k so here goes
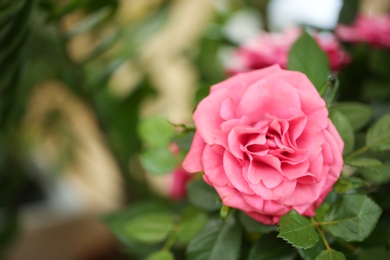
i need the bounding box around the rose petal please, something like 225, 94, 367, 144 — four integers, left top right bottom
182, 132, 206, 173
202, 145, 231, 187
237, 78, 304, 121
214, 186, 253, 212
193, 88, 229, 144
223, 151, 254, 194
247, 161, 284, 188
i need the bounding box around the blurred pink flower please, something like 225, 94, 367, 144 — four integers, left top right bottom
168, 143, 191, 200
169, 167, 191, 200
336, 14, 390, 48
228, 27, 349, 74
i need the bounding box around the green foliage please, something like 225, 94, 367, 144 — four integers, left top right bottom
278, 210, 319, 249
176, 207, 208, 246
366, 113, 390, 151
140, 147, 177, 175
330, 111, 355, 154
239, 211, 278, 234
323, 194, 382, 242
330, 103, 373, 131
345, 157, 383, 169
248, 233, 297, 260
333, 177, 366, 194
146, 251, 175, 260
288, 31, 329, 90
187, 217, 242, 260
359, 160, 390, 184
123, 212, 175, 244
338, 0, 360, 24
315, 249, 346, 260
187, 179, 222, 212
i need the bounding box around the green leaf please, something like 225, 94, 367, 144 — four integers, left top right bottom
324, 194, 382, 242
298, 242, 325, 260
138, 116, 175, 147
315, 249, 346, 260
139, 146, 177, 175
172, 131, 194, 153
288, 31, 329, 90
366, 113, 390, 151
239, 211, 278, 234
187, 179, 222, 211
103, 201, 169, 247
330, 111, 354, 154
330, 103, 373, 131
278, 210, 319, 249
187, 217, 241, 260
356, 247, 390, 260
146, 251, 175, 260
176, 207, 208, 246
337, 0, 360, 24
345, 157, 382, 169
360, 159, 390, 184
248, 233, 297, 260
124, 213, 174, 244
333, 177, 366, 194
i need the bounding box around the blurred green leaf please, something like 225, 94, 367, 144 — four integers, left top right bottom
140, 147, 177, 175
359, 159, 390, 184
330, 103, 373, 131
337, 0, 360, 24
333, 176, 366, 194
124, 212, 174, 244
356, 247, 390, 260
103, 200, 169, 247
187, 179, 222, 212
187, 217, 241, 260
172, 131, 194, 153
138, 116, 175, 147
362, 79, 390, 101
239, 211, 278, 234
345, 157, 382, 169
366, 113, 390, 151
288, 31, 329, 90
176, 207, 208, 246
248, 233, 296, 260
330, 111, 355, 154
324, 194, 382, 242
278, 210, 319, 249
315, 249, 346, 260
146, 250, 175, 260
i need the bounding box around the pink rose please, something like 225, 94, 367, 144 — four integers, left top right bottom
227, 27, 349, 74
336, 14, 390, 48
183, 65, 344, 224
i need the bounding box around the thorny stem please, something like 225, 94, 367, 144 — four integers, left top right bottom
311, 217, 333, 258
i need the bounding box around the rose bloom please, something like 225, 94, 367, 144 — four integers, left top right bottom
183, 65, 344, 224
228, 27, 349, 74
336, 14, 390, 48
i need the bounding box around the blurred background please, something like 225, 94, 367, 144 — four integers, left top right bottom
1, 0, 389, 259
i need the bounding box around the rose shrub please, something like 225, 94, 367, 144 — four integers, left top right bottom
183, 65, 344, 224
228, 27, 349, 74
336, 14, 390, 48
